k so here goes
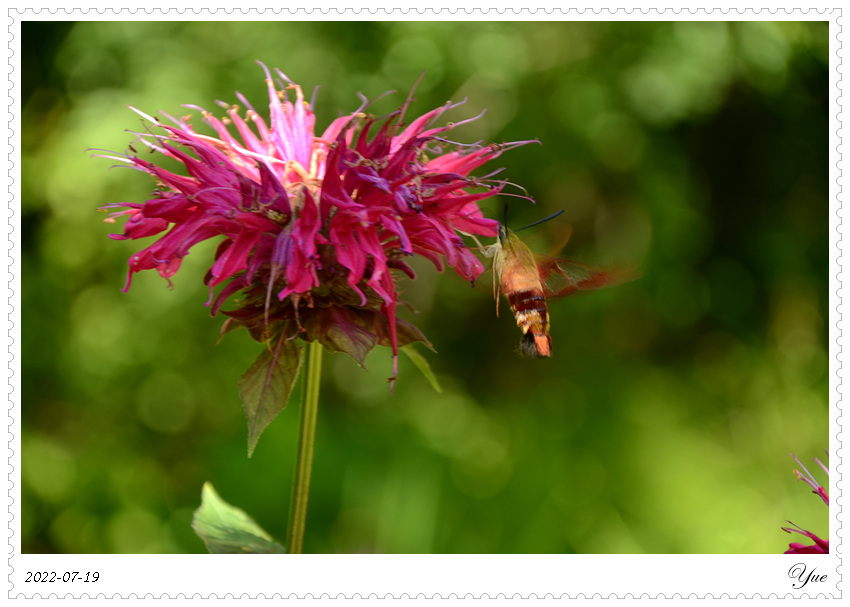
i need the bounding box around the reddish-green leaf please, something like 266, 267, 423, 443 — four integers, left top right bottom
305, 307, 377, 367
298, 305, 434, 370
239, 335, 305, 457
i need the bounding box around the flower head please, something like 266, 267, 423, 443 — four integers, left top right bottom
782, 452, 829, 554
101, 64, 532, 384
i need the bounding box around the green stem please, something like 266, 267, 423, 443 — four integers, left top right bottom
286, 340, 323, 554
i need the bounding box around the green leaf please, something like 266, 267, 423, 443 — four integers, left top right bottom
192, 482, 286, 554
402, 344, 442, 393
239, 334, 305, 457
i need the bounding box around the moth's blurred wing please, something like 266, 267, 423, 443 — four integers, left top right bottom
537, 255, 634, 299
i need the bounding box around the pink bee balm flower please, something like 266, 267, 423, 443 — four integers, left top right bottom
782, 452, 829, 554
100, 64, 532, 385
783, 522, 829, 554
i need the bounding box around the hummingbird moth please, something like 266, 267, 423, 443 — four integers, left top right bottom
486, 211, 622, 357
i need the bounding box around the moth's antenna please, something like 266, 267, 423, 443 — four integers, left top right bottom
503, 203, 509, 228
515, 209, 565, 232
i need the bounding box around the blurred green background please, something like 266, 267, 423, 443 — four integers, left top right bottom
21, 20, 830, 554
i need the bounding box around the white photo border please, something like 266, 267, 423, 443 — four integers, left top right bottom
6, 4, 842, 600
